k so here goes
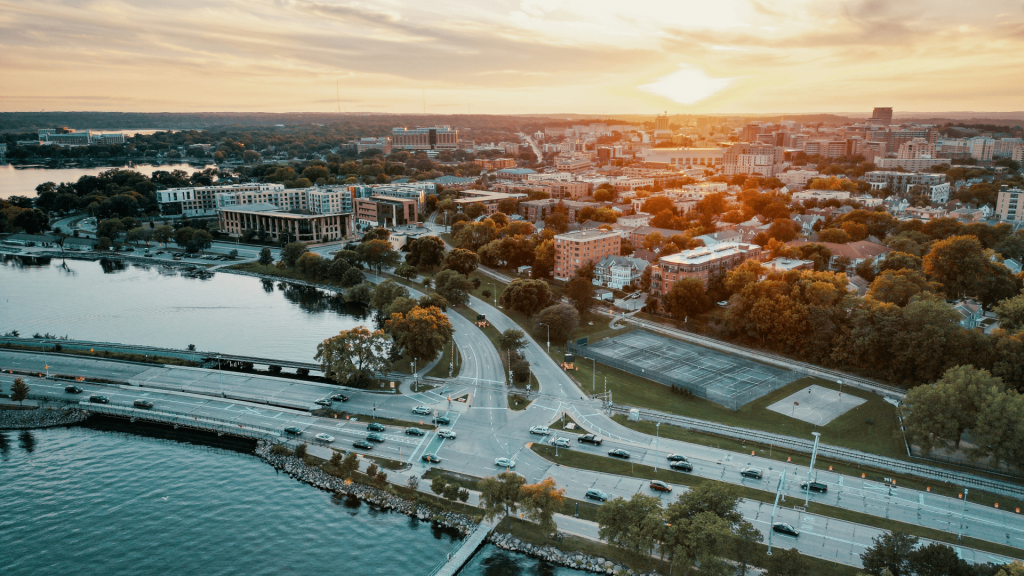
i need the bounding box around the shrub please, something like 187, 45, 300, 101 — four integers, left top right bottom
297, 368, 309, 377
271, 444, 292, 456
481, 289, 492, 298
366, 462, 379, 478
294, 443, 308, 459
268, 365, 282, 374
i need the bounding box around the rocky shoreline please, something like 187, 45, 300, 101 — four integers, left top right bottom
488, 532, 659, 576
253, 440, 475, 536
0, 406, 91, 430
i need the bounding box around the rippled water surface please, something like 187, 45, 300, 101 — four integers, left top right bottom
1, 256, 368, 362
0, 425, 587, 576
0, 162, 215, 199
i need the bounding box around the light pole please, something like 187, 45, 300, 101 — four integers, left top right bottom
539, 322, 550, 353
805, 431, 821, 507
654, 422, 660, 473
767, 469, 787, 556
958, 488, 969, 541
592, 357, 596, 392
837, 379, 843, 398
488, 283, 498, 307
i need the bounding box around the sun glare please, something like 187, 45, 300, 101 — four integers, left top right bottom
639, 64, 734, 105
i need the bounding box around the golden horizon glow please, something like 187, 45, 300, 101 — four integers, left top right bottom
2, 0, 1023, 115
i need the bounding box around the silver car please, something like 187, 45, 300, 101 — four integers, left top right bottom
552, 437, 571, 448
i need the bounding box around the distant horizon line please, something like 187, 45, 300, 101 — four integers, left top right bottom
4, 110, 1024, 119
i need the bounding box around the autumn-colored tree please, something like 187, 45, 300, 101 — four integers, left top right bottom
386, 305, 453, 362
433, 269, 474, 306
537, 303, 579, 343
444, 248, 480, 276
663, 277, 710, 320
315, 327, 391, 388
868, 269, 937, 307
922, 235, 988, 299
520, 478, 566, 533
818, 228, 851, 243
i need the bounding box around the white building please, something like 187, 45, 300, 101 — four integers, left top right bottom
592, 256, 648, 290
778, 169, 820, 189
157, 183, 287, 217
791, 190, 852, 201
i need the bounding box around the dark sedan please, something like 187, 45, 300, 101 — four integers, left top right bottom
405, 427, 425, 436
608, 449, 631, 459
421, 453, 441, 463
352, 440, 374, 450
367, 422, 386, 432
772, 523, 799, 537
65, 385, 83, 394
666, 454, 688, 462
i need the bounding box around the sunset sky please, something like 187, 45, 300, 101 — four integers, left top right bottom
3, 0, 1023, 114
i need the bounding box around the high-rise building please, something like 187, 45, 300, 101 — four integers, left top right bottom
391, 126, 459, 150
553, 229, 621, 281
655, 114, 669, 132
869, 107, 893, 125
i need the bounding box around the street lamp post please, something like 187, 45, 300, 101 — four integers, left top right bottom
805, 431, 821, 507
539, 322, 550, 353
592, 357, 596, 392
488, 283, 498, 308
958, 488, 969, 541
837, 379, 843, 398
767, 469, 787, 556
654, 422, 660, 473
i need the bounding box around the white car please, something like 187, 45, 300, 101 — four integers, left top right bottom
315, 433, 335, 443
412, 406, 432, 415
438, 429, 457, 439
529, 426, 551, 435
494, 457, 516, 468
552, 437, 571, 448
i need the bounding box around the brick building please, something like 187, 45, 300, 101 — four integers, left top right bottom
650, 242, 763, 294
554, 229, 622, 281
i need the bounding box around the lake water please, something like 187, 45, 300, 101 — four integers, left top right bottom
0, 162, 217, 200
0, 256, 368, 362
0, 425, 586, 576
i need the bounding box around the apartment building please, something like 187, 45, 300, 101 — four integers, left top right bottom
875, 157, 942, 172
391, 126, 459, 150
553, 229, 622, 281
639, 147, 724, 170
355, 196, 419, 228
158, 183, 287, 217
650, 242, 763, 294
555, 154, 593, 174
897, 138, 935, 159
218, 204, 350, 243
994, 185, 1024, 222
778, 169, 820, 189
453, 190, 528, 215
475, 158, 516, 170
722, 143, 784, 177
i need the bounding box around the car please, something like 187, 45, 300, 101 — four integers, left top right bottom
155, 251, 164, 255
772, 523, 800, 537
405, 427, 425, 436
630, 293, 641, 299
314, 398, 332, 407
529, 425, 551, 435
367, 422, 386, 432
552, 437, 571, 448
608, 449, 631, 459
494, 457, 516, 468
314, 433, 335, 443
332, 393, 349, 402
649, 480, 672, 493
65, 385, 83, 394
412, 406, 432, 415
740, 467, 763, 479
434, 415, 452, 425
577, 434, 602, 445
585, 488, 608, 502
133, 400, 154, 410
144, 253, 154, 258
89, 395, 110, 404
283, 427, 302, 436
800, 481, 828, 493
717, 300, 729, 307
666, 454, 688, 462
352, 440, 373, 450
421, 453, 441, 463
366, 432, 385, 443
438, 429, 457, 439
670, 461, 693, 472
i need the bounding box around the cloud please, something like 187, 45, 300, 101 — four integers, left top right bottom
639, 65, 735, 105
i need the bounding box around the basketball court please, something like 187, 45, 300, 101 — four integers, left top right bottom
766, 384, 866, 425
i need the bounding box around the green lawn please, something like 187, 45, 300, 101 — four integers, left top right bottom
550, 412, 587, 435
530, 445, 1023, 559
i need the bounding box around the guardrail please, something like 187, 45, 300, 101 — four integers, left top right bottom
611, 405, 1024, 499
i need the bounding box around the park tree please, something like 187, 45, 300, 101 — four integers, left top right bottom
596, 493, 663, 562
186, 229, 213, 254
537, 303, 579, 344
532, 239, 555, 278
418, 293, 448, 312
818, 227, 851, 243
370, 280, 410, 313
766, 547, 810, 576
430, 476, 448, 502
444, 248, 480, 276
152, 225, 173, 247
394, 263, 418, 281
662, 277, 710, 320
860, 530, 918, 576
497, 329, 527, 353
173, 226, 195, 250
125, 227, 150, 246
479, 472, 526, 528
315, 327, 391, 388
922, 235, 988, 299
971, 386, 1024, 472
499, 279, 551, 318
543, 211, 569, 234
357, 239, 400, 277
258, 247, 273, 266
907, 542, 972, 576
295, 252, 328, 280
341, 267, 365, 288
453, 221, 495, 251
281, 242, 309, 268
662, 483, 747, 574
566, 275, 595, 315
433, 269, 474, 306
879, 251, 923, 272
405, 236, 446, 270
520, 478, 566, 534
733, 520, 764, 576
97, 217, 125, 240
385, 297, 418, 319
386, 305, 454, 362
11, 377, 30, 405
901, 365, 1005, 453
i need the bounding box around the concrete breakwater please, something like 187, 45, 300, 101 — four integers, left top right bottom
253, 440, 475, 536
0, 406, 90, 430
488, 532, 660, 576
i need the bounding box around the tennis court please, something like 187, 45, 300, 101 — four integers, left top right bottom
573, 330, 799, 409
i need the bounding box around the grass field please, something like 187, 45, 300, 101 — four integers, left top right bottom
530, 445, 1023, 559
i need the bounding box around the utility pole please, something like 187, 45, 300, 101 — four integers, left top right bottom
592, 357, 596, 392
805, 431, 821, 507
767, 469, 787, 556
654, 422, 660, 473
